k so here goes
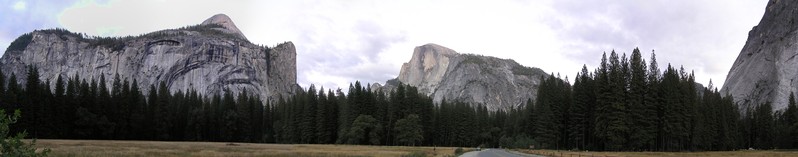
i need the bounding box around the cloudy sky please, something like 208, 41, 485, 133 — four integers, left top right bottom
0, 0, 767, 91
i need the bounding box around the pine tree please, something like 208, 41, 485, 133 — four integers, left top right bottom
23, 66, 41, 138
344, 115, 381, 145
534, 90, 557, 148
52, 75, 66, 138
628, 48, 654, 150
594, 52, 611, 150
534, 75, 559, 149
97, 75, 110, 116
220, 89, 237, 142
570, 65, 595, 150
300, 85, 317, 143
128, 79, 146, 140
6, 73, 20, 107
753, 102, 774, 149
646, 50, 667, 151
249, 93, 263, 143
109, 74, 123, 139
788, 92, 798, 148
88, 78, 98, 111
0, 68, 5, 98
315, 87, 331, 144
145, 84, 157, 140
63, 74, 78, 138
604, 51, 629, 150
263, 100, 275, 143
524, 97, 535, 134
326, 90, 339, 144
394, 114, 423, 146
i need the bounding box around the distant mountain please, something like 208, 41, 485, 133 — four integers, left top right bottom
0, 14, 299, 103
722, 0, 798, 110
375, 43, 548, 110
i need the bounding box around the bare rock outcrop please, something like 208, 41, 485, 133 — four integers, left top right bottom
721, 0, 798, 110
381, 44, 547, 110
0, 14, 298, 103
201, 14, 248, 40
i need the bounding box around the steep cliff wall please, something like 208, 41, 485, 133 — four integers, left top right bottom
722, 0, 798, 110
0, 14, 298, 103
386, 44, 547, 110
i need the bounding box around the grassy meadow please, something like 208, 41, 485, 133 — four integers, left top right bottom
32, 139, 464, 157
31, 139, 798, 157
517, 149, 798, 157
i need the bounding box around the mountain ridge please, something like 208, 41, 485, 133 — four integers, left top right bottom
721, 0, 798, 110
377, 43, 548, 110
0, 14, 299, 103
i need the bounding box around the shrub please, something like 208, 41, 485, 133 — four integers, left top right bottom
1, 109, 50, 157
402, 151, 427, 157
454, 147, 465, 155
499, 134, 536, 149
6, 33, 33, 52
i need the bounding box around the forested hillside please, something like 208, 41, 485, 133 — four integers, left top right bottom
1, 48, 796, 151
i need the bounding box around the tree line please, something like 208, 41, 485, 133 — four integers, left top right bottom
1, 48, 797, 151
0, 67, 270, 142
524, 48, 797, 151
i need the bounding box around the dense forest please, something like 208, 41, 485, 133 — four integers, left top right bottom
1, 48, 797, 151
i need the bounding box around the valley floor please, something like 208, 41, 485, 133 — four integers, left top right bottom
31, 139, 462, 157
30, 139, 798, 157
517, 149, 798, 157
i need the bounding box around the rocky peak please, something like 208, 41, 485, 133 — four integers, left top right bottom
721, 0, 798, 111
397, 43, 460, 95
0, 14, 297, 105
201, 14, 247, 40
390, 43, 547, 110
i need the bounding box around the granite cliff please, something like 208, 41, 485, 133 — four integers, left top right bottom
722, 0, 798, 110
377, 44, 548, 110
0, 14, 298, 103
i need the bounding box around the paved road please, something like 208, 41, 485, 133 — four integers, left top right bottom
459, 149, 546, 157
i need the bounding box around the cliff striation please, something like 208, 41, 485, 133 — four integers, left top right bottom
378, 44, 547, 110
722, 0, 798, 110
0, 14, 298, 103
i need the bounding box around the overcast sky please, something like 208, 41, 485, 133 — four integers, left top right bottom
0, 0, 767, 91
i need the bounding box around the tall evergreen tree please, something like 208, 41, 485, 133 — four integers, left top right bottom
23, 66, 41, 138
0, 68, 6, 98
394, 114, 423, 146
570, 65, 595, 150
606, 51, 630, 150
787, 92, 798, 148
628, 48, 654, 150
753, 102, 774, 149
300, 85, 317, 143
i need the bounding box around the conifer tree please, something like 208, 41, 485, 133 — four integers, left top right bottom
788, 92, 798, 147
0, 68, 5, 98
753, 102, 774, 149
24, 66, 41, 138
570, 65, 595, 150
628, 48, 654, 150
394, 114, 423, 146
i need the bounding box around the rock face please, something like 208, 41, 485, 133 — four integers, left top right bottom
722, 0, 798, 110
201, 14, 248, 40
381, 44, 547, 110
0, 14, 298, 103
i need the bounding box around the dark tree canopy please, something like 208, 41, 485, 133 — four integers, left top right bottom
0, 48, 795, 151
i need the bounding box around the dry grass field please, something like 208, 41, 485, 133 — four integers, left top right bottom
32, 139, 464, 157
33, 139, 798, 157
517, 149, 798, 157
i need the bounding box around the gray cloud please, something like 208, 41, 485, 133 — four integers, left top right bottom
295, 20, 406, 89
0, 0, 76, 54
2, 0, 767, 91
545, 0, 766, 86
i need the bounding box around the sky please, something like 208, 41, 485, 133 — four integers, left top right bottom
0, 0, 768, 91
